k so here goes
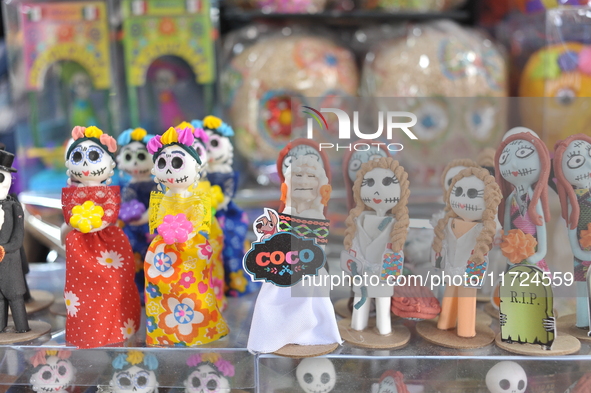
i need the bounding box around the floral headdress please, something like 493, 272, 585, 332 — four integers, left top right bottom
66, 126, 118, 160
112, 350, 158, 371
146, 126, 201, 165
176, 121, 209, 146
186, 353, 235, 378
30, 349, 72, 369
118, 128, 156, 147
191, 116, 234, 138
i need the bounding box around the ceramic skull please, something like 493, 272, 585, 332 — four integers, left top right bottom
117, 141, 153, 179
296, 358, 336, 393
360, 167, 400, 216
449, 175, 486, 222
30, 356, 76, 393
485, 361, 527, 393
66, 140, 115, 184
183, 363, 231, 393
110, 365, 159, 393
205, 131, 233, 168
561, 139, 591, 190
152, 145, 201, 191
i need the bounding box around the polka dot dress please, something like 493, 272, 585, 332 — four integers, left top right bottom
62, 186, 141, 349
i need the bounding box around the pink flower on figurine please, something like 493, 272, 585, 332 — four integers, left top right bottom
158, 214, 193, 244
198, 242, 213, 259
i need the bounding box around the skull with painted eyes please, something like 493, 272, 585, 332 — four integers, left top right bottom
152, 146, 202, 192
561, 139, 591, 190
110, 366, 158, 393
117, 141, 153, 180
449, 176, 485, 222
296, 358, 336, 393
66, 140, 115, 184
499, 139, 540, 188
282, 145, 323, 177
30, 356, 76, 393
0, 169, 12, 201
192, 140, 209, 171
205, 132, 233, 169
183, 364, 230, 393
360, 168, 400, 216
347, 147, 387, 183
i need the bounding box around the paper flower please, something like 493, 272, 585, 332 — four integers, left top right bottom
158, 214, 193, 244
70, 201, 104, 233
120, 200, 147, 223
500, 229, 537, 264
580, 223, 591, 249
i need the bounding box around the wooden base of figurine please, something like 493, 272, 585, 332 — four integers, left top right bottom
475, 309, 493, 326
0, 320, 51, 344
416, 319, 495, 349
557, 314, 591, 343
484, 302, 499, 319
494, 333, 580, 355
273, 343, 339, 358
9, 290, 54, 315
49, 299, 67, 317
337, 318, 410, 349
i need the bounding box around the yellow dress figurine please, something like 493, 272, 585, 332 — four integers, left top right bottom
144, 126, 228, 346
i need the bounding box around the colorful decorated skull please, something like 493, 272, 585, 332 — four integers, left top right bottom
184, 353, 234, 393
296, 358, 336, 393
65, 126, 118, 186
192, 116, 234, 171
29, 350, 76, 393
117, 128, 155, 180
110, 351, 159, 393
449, 175, 486, 222
485, 361, 527, 393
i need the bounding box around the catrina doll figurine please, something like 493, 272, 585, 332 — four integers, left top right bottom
110, 351, 159, 393
29, 349, 76, 393
554, 134, 591, 330
145, 126, 228, 346
248, 154, 341, 355
183, 353, 234, 393
342, 157, 410, 336
62, 126, 141, 348
193, 116, 258, 297
431, 167, 502, 338
117, 128, 157, 302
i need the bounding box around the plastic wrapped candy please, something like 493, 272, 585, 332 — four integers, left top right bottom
221, 24, 359, 180
360, 21, 508, 188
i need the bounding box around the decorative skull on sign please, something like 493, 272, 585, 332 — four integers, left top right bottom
29, 350, 76, 393
296, 358, 336, 393
110, 351, 159, 393
183, 353, 234, 393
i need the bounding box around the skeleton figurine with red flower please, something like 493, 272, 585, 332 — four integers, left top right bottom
144, 126, 228, 346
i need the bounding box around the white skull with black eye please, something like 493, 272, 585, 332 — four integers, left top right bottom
66, 140, 114, 185
191, 140, 209, 173
562, 139, 591, 190
499, 139, 541, 189
30, 356, 76, 393
296, 358, 336, 393
449, 176, 485, 222
443, 165, 467, 193
360, 168, 400, 217
347, 147, 387, 183
282, 145, 322, 177
485, 361, 527, 393
376, 376, 398, 393
205, 131, 233, 169
152, 146, 201, 192
110, 366, 158, 393
117, 141, 152, 180
183, 364, 230, 393
0, 169, 12, 201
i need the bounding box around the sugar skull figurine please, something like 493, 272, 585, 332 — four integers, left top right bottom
193, 116, 258, 297
554, 134, 591, 331
62, 126, 141, 348
145, 126, 228, 346
485, 361, 527, 393
431, 167, 502, 338
183, 353, 234, 393
117, 128, 157, 303
370, 371, 410, 393
29, 350, 76, 393
110, 351, 159, 393
296, 358, 336, 393
342, 157, 410, 336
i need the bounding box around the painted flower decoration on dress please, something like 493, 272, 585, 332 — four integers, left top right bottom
70, 200, 104, 233
120, 318, 137, 340
157, 214, 193, 244
97, 250, 124, 269
64, 291, 80, 317
500, 229, 537, 264
144, 241, 182, 283
158, 293, 218, 342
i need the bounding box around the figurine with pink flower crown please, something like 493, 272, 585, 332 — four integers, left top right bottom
144, 126, 228, 346
183, 353, 234, 393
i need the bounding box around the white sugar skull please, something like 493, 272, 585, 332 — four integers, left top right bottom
0, 169, 12, 201
183, 363, 230, 393
449, 175, 486, 222
296, 358, 336, 393
282, 144, 323, 177
66, 140, 115, 185
347, 147, 387, 183
360, 167, 400, 217
117, 141, 153, 180
152, 145, 202, 192
561, 139, 591, 190
110, 365, 158, 393
499, 128, 541, 189
485, 361, 527, 393
30, 356, 76, 393
205, 131, 233, 168
443, 165, 467, 193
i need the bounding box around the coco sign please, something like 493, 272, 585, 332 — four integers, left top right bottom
243, 232, 325, 287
